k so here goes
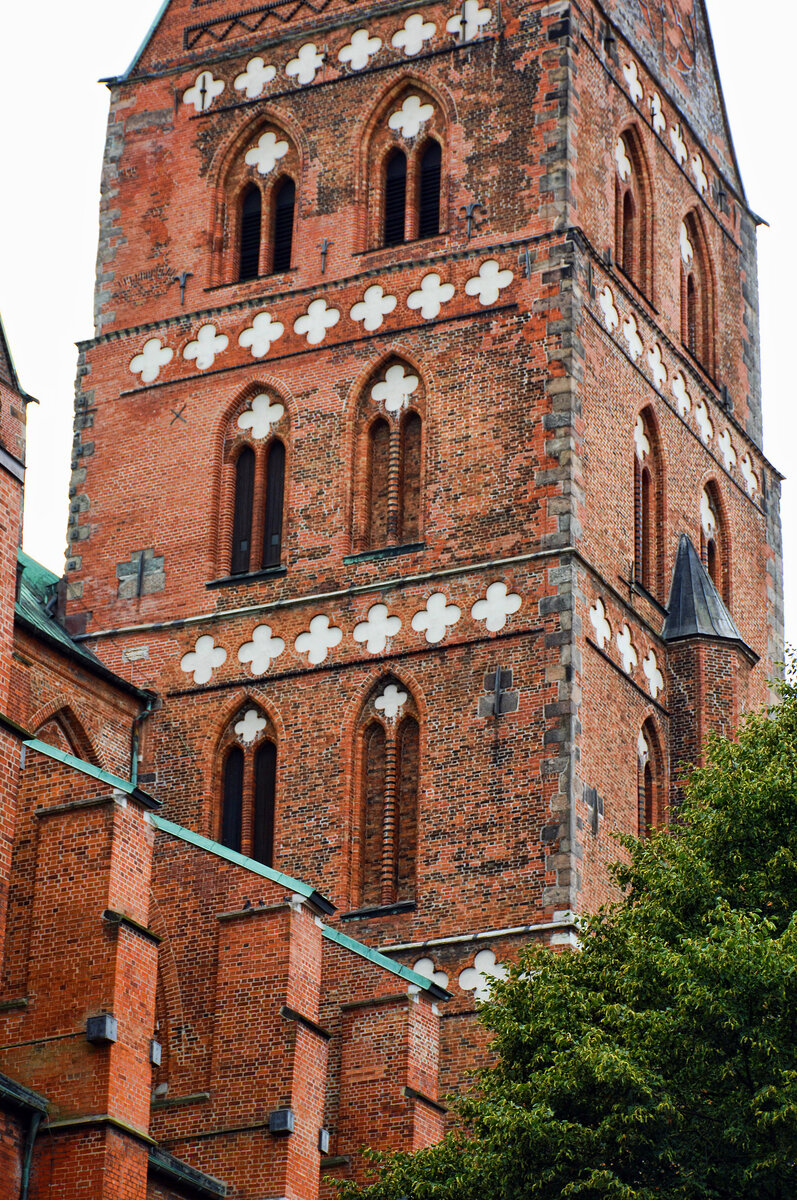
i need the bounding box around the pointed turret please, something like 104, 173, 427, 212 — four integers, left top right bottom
663, 534, 751, 652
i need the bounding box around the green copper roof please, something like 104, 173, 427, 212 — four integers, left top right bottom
23, 737, 158, 808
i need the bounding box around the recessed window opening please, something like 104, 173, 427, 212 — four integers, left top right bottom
272, 178, 295, 273
383, 150, 407, 245
238, 185, 262, 281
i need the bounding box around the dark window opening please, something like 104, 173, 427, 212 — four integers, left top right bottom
238, 186, 262, 281
707, 537, 718, 588
686, 273, 698, 356
253, 740, 276, 867
640, 465, 653, 591
367, 418, 391, 548
383, 151, 407, 246
418, 141, 441, 239
361, 723, 387, 908
222, 747, 244, 852
272, 178, 295, 273
262, 440, 285, 568
231, 446, 255, 576
399, 412, 422, 543
621, 190, 636, 280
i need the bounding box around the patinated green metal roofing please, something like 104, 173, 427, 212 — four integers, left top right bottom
662, 535, 754, 657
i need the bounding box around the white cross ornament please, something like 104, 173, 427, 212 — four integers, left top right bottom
237, 394, 284, 439
637, 729, 650, 764
599, 285, 619, 333
235, 708, 267, 745
407, 272, 454, 320
353, 604, 402, 654
623, 313, 643, 361
672, 371, 691, 417
371, 363, 420, 413
701, 489, 717, 537
740, 454, 759, 500
691, 153, 708, 196
643, 649, 664, 700
589, 598, 611, 650
411, 957, 448, 990
350, 285, 397, 332
458, 949, 507, 1002
695, 400, 713, 446
647, 343, 667, 391
411, 593, 461, 644
294, 299, 340, 345
615, 136, 632, 182
388, 94, 434, 138
183, 71, 225, 113
374, 682, 409, 720
718, 429, 737, 472
295, 614, 343, 665
244, 130, 289, 176
616, 624, 638, 675
392, 13, 436, 56
286, 43, 324, 85
338, 29, 382, 70
184, 324, 229, 370
471, 582, 522, 632
234, 58, 276, 99
622, 60, 643, 104
465, 260, 514, 306
670, 123, 687, 166
238, 624, 285, 675
679, 221, 694, 266
180, 635, 227, 685
238, 311, 285, 358
634, 415, 650, 461
446, 0, 491, 42
129, 337, 173, 384
651, 92, 666, 136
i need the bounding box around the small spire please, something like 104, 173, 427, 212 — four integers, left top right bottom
662, 534, 751, 653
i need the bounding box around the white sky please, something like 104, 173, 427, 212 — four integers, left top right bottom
1, 2, 795, 638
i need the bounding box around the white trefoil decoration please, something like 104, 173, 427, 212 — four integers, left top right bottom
701, 489, 717, 537
407, 272, 455, 319
740, 454, 759, 500
615, 136, 632, 182
237, 394, 284, 439
471, 581, 522, 632
650, 92, 666, 136
637, 729, 650, 764
350, 285, 397, 332
458, 949, 508, 1002
648, 343, 667, 391
286, 43, 324, 85
679, 221, 694, 265
718, 429, 737, 472
129, 338, 173, 384
622, 60, 644, 104
338, 29, 382, 70
634, 415, 650, 461
446, 0, 491, 42
183, 324, 229, 370
465, 260, 514, 306
691, 153, 708, 196
235, 708, 267, 745
411, 593, 461, 644
238, 312, 285, 358
643, 650, 664, 700
374, 682, 409, 720
589, 598, 611, 650
180, 635, 227, 685
234, 58, 276, 99
672, 371, 692, 418
245, 130, 289, 176
238, 625, 286, 675
392, 13, 436, 56
389, 94, 434, 138
599, 285, 619, 333
371, 364, 420, 413
670, 122, 688, 166
294, 614, 343, 665
353, 604, 402, 654
183, 70, 225, 113
623, 313, 643, 361
695, 400, 713, 446
294, 299, 340, 345
411, 957, 449, 990
616, 624, 638, 675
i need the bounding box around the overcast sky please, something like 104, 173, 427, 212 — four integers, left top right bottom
1, 2, 795, 639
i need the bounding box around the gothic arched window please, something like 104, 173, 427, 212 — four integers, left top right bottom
680, 211, 715, 374
271, 177, 296, 273
417, 140, 442, 239
637, 721, 665, 836
383, 150, 407, 245
219, 706, 277, 866
701, 482, 730, 605
633, 409, 664, 600
262, 439, 286, 568
223, 391, 288, 578
365, 87, 446, 250
615, 128, 653, 295
231, 446, 256, 576
238, 185, 262, 281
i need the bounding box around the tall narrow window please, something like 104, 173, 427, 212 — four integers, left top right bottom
238, 185, 262, 281
686, 273, 698, 356
621, 190, 636, 277
637, 722, 665, 836
231, 447, 255, 576
680, 212, 714, 372
272, 177, 295, 273
222, 747, 244, 852
262, 440, 285, 568
418, 141, 441, 239
253, 740, 276, 866
218, 707, 278, 862
383, 151, 407, 246
633, 411, 663, 600
399, 412, 422, 543
367, 418, 391, 548
395, 716, 419, 901
361, 723, 387, 908
701, 484, 729, 604
614, 129, 652, 295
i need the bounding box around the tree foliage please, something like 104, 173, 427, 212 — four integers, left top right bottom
337, 679, 797, 1199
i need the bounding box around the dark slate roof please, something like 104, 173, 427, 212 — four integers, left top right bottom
662, 535, 750, 651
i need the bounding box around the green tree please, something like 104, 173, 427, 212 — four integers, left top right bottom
337, 681, 797, 1199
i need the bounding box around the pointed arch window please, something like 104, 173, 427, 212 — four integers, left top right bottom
633, 410, 664, 600
367, 90, 446, 250
262, 440, 286, 568
417, 140, 441, 239
680, 211, 715, 374
615, 129, 652, 295
384, 150, 407, 245
219, 707, 277, 866
238, 185, 262, 281
701, 483, 729, 605
637, 722, 665, 836
272, 177, 295, 273
231, 447, 256, 576
225, 393, 287, 578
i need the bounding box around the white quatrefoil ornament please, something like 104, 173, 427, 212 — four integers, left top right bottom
650, 92, 666, 136
180, 635, 227, 685
647, 343, 667, 391
679, 221, 694, 266
589, 598, 611, 650
238, 625, 286, 675
446, 0, 491, 42
184, 324, 229, 370
371, 364, 419, 413
183, 70, 224, 113
465, 260, 514, 306
238, 312, 285, 358
392, 13, 436, 56
407, 272, 454, 320
338, 29, 382, 70
234, 58, 276, 99
672, 371, 691, 418
412, 593, 461, 644
353, 604, 402, 654
237, 394, 284, 440
622, 60, 643, 104
740, 454, 759, 500
294, 615, 343, 665
411, 957, 449, 991
458, 949, 508, 1002
643, 649, 664, 700
695, 400, 713, 446
286, 43, 324, 85
718, 429, 737, 472
670, 122, 687, 166
634, 415, 650, 461
691, 153, 708, 196
388, 94, 434, 138
599, 285, 619, 333
234, 708, 267, 745
374, 683, 409, 720
615, 136, 632, 182
245, 130, 289, 176
623, 314, 643, 361
294, 299, 340, 345
129, 338, 173, 384
471, 582, 522, 632
701, 489, 718, 537
350, 285, 397, 332
616, 624, 638, 675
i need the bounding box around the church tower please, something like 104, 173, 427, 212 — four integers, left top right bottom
58, 0, 782, 1188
